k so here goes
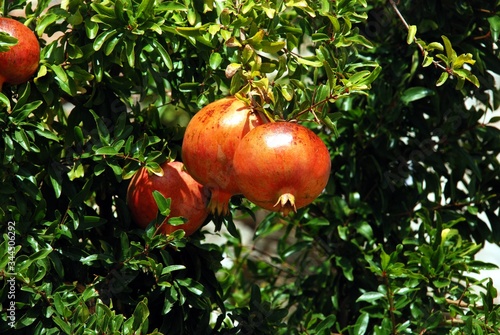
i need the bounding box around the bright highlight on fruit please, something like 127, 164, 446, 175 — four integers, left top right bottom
233, 122, 331, 216
181, 96, 266, 216
0, 17, 40, 91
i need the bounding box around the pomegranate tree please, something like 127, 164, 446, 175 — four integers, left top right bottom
0, 17, 40, 91
126, 161, 209, 236
233, 122, 331, 215
181, 96, 266, 215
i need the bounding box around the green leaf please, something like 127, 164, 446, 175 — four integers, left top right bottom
436, 72, 449, 87
131, 299, 149, 332
312, 33, 331, 42
407, 25, 417, 44
90, 110, 111, 144
94, 146, 119, 155
294, 55, 323, 67
280, 84, 294, 101
322, 115, 339, 136
85, 18, 99, 39
168, 216, 187, 226
11, 100, 43, 123
94, 162, 106, 177
422, 55, 434, 67
49, 65, 76, 95
36, 13, 59, 36
225, 63, 242, 78
346, 70, 371, 85
453, 68, 479, 87
179, 82, 201, 92
401, 87, 435, 104
356, 65, 382, 86
335, 256, 354, 281
427, 42, 444, 51
136, 0, 155, 18
70, 177, 93, 206
35, 127, 59, 141
146, 161, 163, 176
49, 163, 63, 198
258, 40, 286, 53
452, 53, 476, 69
441, 35, 455, 61
125, 39, 136, 67
209, 52, 223, 70
30, 247, 53, 262
152, 190, 171, 216
0, 92, 11, 110
353, 313, 370, 335
104, 34, 122, 56
282, 240, 310, 259
356, 291, 386, 303
161, 265, 186, 275
380, 247, 390, 270
150, 39, 173, 70
177, 277, 205, 296
93, 30, 118, 51
314, 315, 337, 333
488, 15, 500, 42
323, 61, 336, 89
0, 31, 18, 52
79, 216, 107, 230
433, 278, 451, 288
13, 129, 31, 151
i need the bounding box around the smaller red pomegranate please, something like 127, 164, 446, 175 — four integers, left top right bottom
126, 161, 209, 236
0, 17, 40, 91
181, 96, 266, 216
233, 122, 331, 215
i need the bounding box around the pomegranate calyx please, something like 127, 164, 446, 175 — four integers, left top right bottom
207, 188, 232, 216
274, 193, 297, 216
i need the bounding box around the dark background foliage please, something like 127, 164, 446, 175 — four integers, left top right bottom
1, 0, 500, 334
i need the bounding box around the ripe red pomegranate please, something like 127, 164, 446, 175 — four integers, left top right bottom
181, 96, 266, 215
0, 17, 40, 91
126, 161, 209, 236
233, 122, 331, 215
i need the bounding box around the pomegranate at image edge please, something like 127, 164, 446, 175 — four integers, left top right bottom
233, 122, 331, 216
181, 96, 266, 215
126, 161, 210, 236
0, 17, 40, 91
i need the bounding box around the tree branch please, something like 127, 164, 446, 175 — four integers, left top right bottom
388, 0, 449, 73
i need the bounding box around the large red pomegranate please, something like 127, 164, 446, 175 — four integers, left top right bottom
0, 17, 40, 91
233, 122, 331, 215
181, 96, 266, 215
126, 161, 209, 236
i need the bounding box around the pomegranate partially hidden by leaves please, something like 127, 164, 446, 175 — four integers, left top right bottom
0, 17, 40, 91
181, 96, 266, 216
233, 122, 331, 215
126, 161, 209, 236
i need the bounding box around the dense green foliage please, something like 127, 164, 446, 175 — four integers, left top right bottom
1, 0, 500, 334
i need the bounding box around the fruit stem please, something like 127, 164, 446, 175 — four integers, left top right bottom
274, 193, 297, 216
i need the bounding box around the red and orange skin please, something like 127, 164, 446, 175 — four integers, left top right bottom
126, 161, 209, 236
0, 17, 40, 91
181, 97, 266, 216
233, 122, 331, 216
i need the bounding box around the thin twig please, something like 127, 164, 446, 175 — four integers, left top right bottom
388, 0, 448, 73
383, 273, 398, 335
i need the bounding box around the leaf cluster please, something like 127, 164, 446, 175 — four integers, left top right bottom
1, 0, 500, 334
